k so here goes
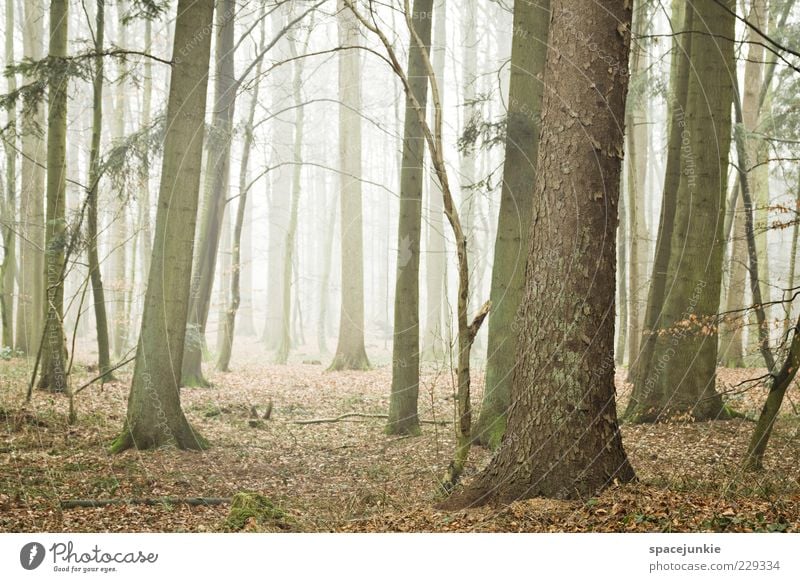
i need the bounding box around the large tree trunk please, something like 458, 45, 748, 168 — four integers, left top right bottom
15, 0, 46, 355
386, 0, 434, 436
442, 0, 635, 507
474, 0, 549, 449
181, 0, 236, 386
87, 0, 113, 377
625, 0, 734, 423
37, 0, 69, 392
111, 0, 215, 452
329, 0, 370, 371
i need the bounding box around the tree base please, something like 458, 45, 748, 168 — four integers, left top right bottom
327, 352, 370, 371
110, 420, 208, 453
384, 419, 421, 437
181, 373, 212, 388
472, 412, 506, 450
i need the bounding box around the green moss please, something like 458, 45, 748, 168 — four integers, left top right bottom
224, 492, 289, 531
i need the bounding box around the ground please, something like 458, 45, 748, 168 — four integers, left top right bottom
1, 345, 798, 532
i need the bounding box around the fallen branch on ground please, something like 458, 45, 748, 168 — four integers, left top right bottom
291, 412, 448, 426
60, 497, 231, 509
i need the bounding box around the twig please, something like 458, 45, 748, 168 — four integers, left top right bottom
291, 412, 447, 426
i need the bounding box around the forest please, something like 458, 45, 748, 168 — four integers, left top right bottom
0, 0, 799, 534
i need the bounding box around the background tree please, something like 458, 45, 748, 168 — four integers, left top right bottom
329, 0, 370, 371
475, 0, 550, 449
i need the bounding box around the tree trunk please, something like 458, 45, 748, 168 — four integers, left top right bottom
475, 0, 550, 449
111, 0, 215, 452
37, 0, 69, 392
1, 0, 17, 351
87, 0, 113, 377
181, 0, 236, 385
625, 0, 650, 372
625, 0, 734, 423
421, 0, 447, 361
442, 0, 635, 507
15, 0, 46, 356
329, 0, 370, 371
216, 7, 267, 373
627, 0, 689, 398
275, 29, 307, 365
386, 0, 434, 436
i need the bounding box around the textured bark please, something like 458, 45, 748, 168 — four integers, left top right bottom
625, 0, 734, 423
111, 0, 215, 452
182, 0, 236, 385
442, 0, 635, 506
37, 0, 69, 392
330, 0, 370, 371
475, 0, 550, 449
139, 18, 153, 287
87, 0, 113, 377
15, 0, 46, 355
386, 0, 434, 436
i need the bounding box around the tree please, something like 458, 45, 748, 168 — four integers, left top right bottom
625, 0, 734, 423
181, 0, 236, 386
474, 0, 550, 449
329, 0, 370, 371
1, 0, 17, 351
217, 5, 267, 373
37, 0, 70, 392
386, 0, 434, 436
86, 0, 113, 378
15, 0, 46, 355
111, 0, 215, 452
442, 0, 635, 506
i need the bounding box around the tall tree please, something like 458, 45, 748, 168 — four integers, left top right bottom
474, 0, 550, 448
111, 0, 215, 452
1, 0, 17, 350
37, 0, 69, 392
627, 0, 690, 396
181, 0, 237, 386
86, 0, 113, 377
217, 5, 267, 373
386, 0, 434, 436
443, 0, 635, 507
15, 0, 46, 355
421, 0, 447, 361
329, 0, 370, 371
625, 0, 734, 423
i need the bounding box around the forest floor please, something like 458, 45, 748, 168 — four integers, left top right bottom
1, 343, 799, 533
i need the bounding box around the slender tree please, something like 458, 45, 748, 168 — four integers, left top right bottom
1, 0, 17, 350
86, 0, 113, 378
182, 0, 236, 386
15, 0, 46, 355
442, 0, 635, 507
329, 0, 370, 371
474, 0, 550, 449
111, 0, 215, 452
37, 0, 70, 392
386, 0, 434, 436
